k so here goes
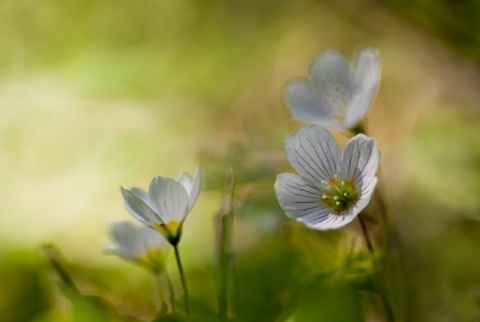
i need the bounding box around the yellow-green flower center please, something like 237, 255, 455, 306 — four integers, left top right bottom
138, 249, 165, 271
321, 177, 359, 214
154, 220, 182, 245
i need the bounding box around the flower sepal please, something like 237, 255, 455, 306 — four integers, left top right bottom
155, 221, 184, 246
350, 121, 366, 135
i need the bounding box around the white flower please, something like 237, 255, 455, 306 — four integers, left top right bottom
105, 221, 170, 271
284, 47, 380, 130
121, 165, 201, 244
274, 126, 379, 230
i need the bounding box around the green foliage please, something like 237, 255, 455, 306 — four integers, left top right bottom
381, 0, 480, 63
0, 250, 51, 322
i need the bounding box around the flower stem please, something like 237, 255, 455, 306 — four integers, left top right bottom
164, 268, 176, 313
216, 166, 236, 321
42, 244, 80, 295
154, 271, 167, 313
357, 214, 395, 322
173, 244, 190, 319
154, 269, 176, 314
358, 213, 375, 254
374, 168, 389, 226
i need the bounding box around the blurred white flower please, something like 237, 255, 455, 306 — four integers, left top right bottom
105, 221, 169, 271
284, 47, 380, 130
274, 126, 379, 230
121, 165, 201, 244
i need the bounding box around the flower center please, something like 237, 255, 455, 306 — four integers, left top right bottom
154, 220, 181, 244
323, 84, 350, 121
320, 176, 359, 214
138, 249, 165, 272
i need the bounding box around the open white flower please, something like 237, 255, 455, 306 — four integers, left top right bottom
284, 47, 380, 130
105, 221, 170, 271
121, 165, 201, 244
274, 126, 379, 230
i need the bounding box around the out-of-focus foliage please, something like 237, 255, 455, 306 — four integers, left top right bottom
0, 249, 51, 322
0, 0, 479, 321
381, 0, 480, 63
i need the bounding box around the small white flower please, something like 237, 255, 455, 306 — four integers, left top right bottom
285, 47, 380, 130
105, 221, 170, 271
121, 165, 201, 244
274, 126, 380, 230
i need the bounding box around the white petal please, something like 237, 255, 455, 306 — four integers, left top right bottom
148, 176, 189, 223
309, 50, 353, 93
285, 80, 343, 128
274, 173, 330, 219
347, 47, 381, 127
284, 125, 341, 185
109, 221, 139, 250
177, 172, 194, 194
178, 165, 201, 211
129, 187, 149, 203
104, 247, 138, 262
139, 225, 169, 252
298, 211, 357, 230
121, 187, 162, 225
340, 134, 380, 189
354, 176, 377, 212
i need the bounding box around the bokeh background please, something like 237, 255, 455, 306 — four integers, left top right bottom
1, 0, 479, 321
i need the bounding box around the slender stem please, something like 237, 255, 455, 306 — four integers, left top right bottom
358, 213, 375, 255
154, 271, 167, 313
354, 121, 394, 320
357, 214, 395, 322
216, 166, 235, 321
164, 268, 176, 313
173, 244, 190, 319
375, 170, 389, 226
42, 244, 79, 295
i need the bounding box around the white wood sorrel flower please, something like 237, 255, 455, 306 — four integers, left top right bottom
121, 166, 201, 245
274, 126, 380, 230
285, 47, 380, 130
106, 221, 170, 272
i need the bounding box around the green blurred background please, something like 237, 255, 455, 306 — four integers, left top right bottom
0, 0, 479, 321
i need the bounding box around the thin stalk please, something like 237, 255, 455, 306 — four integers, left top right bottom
42, 244, 79, 295
173, 244, 190, 319
216, 166, 235, 321
374, 167, 389, 226
358, 213, 375, 254
154, 271, 167, 313
164, 268, 176, 313
357, 214, 395, 322
354, 121, 394, 320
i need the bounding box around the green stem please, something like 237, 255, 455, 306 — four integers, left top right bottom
42, 244, 79, 295
154, 271, 167, 313
216, 166, 235, 321
358, 213, 375, 254
164, 268, 176, 314
357, 214, 395, 322
173, 244, 190, 319
374, 168, 389, 226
